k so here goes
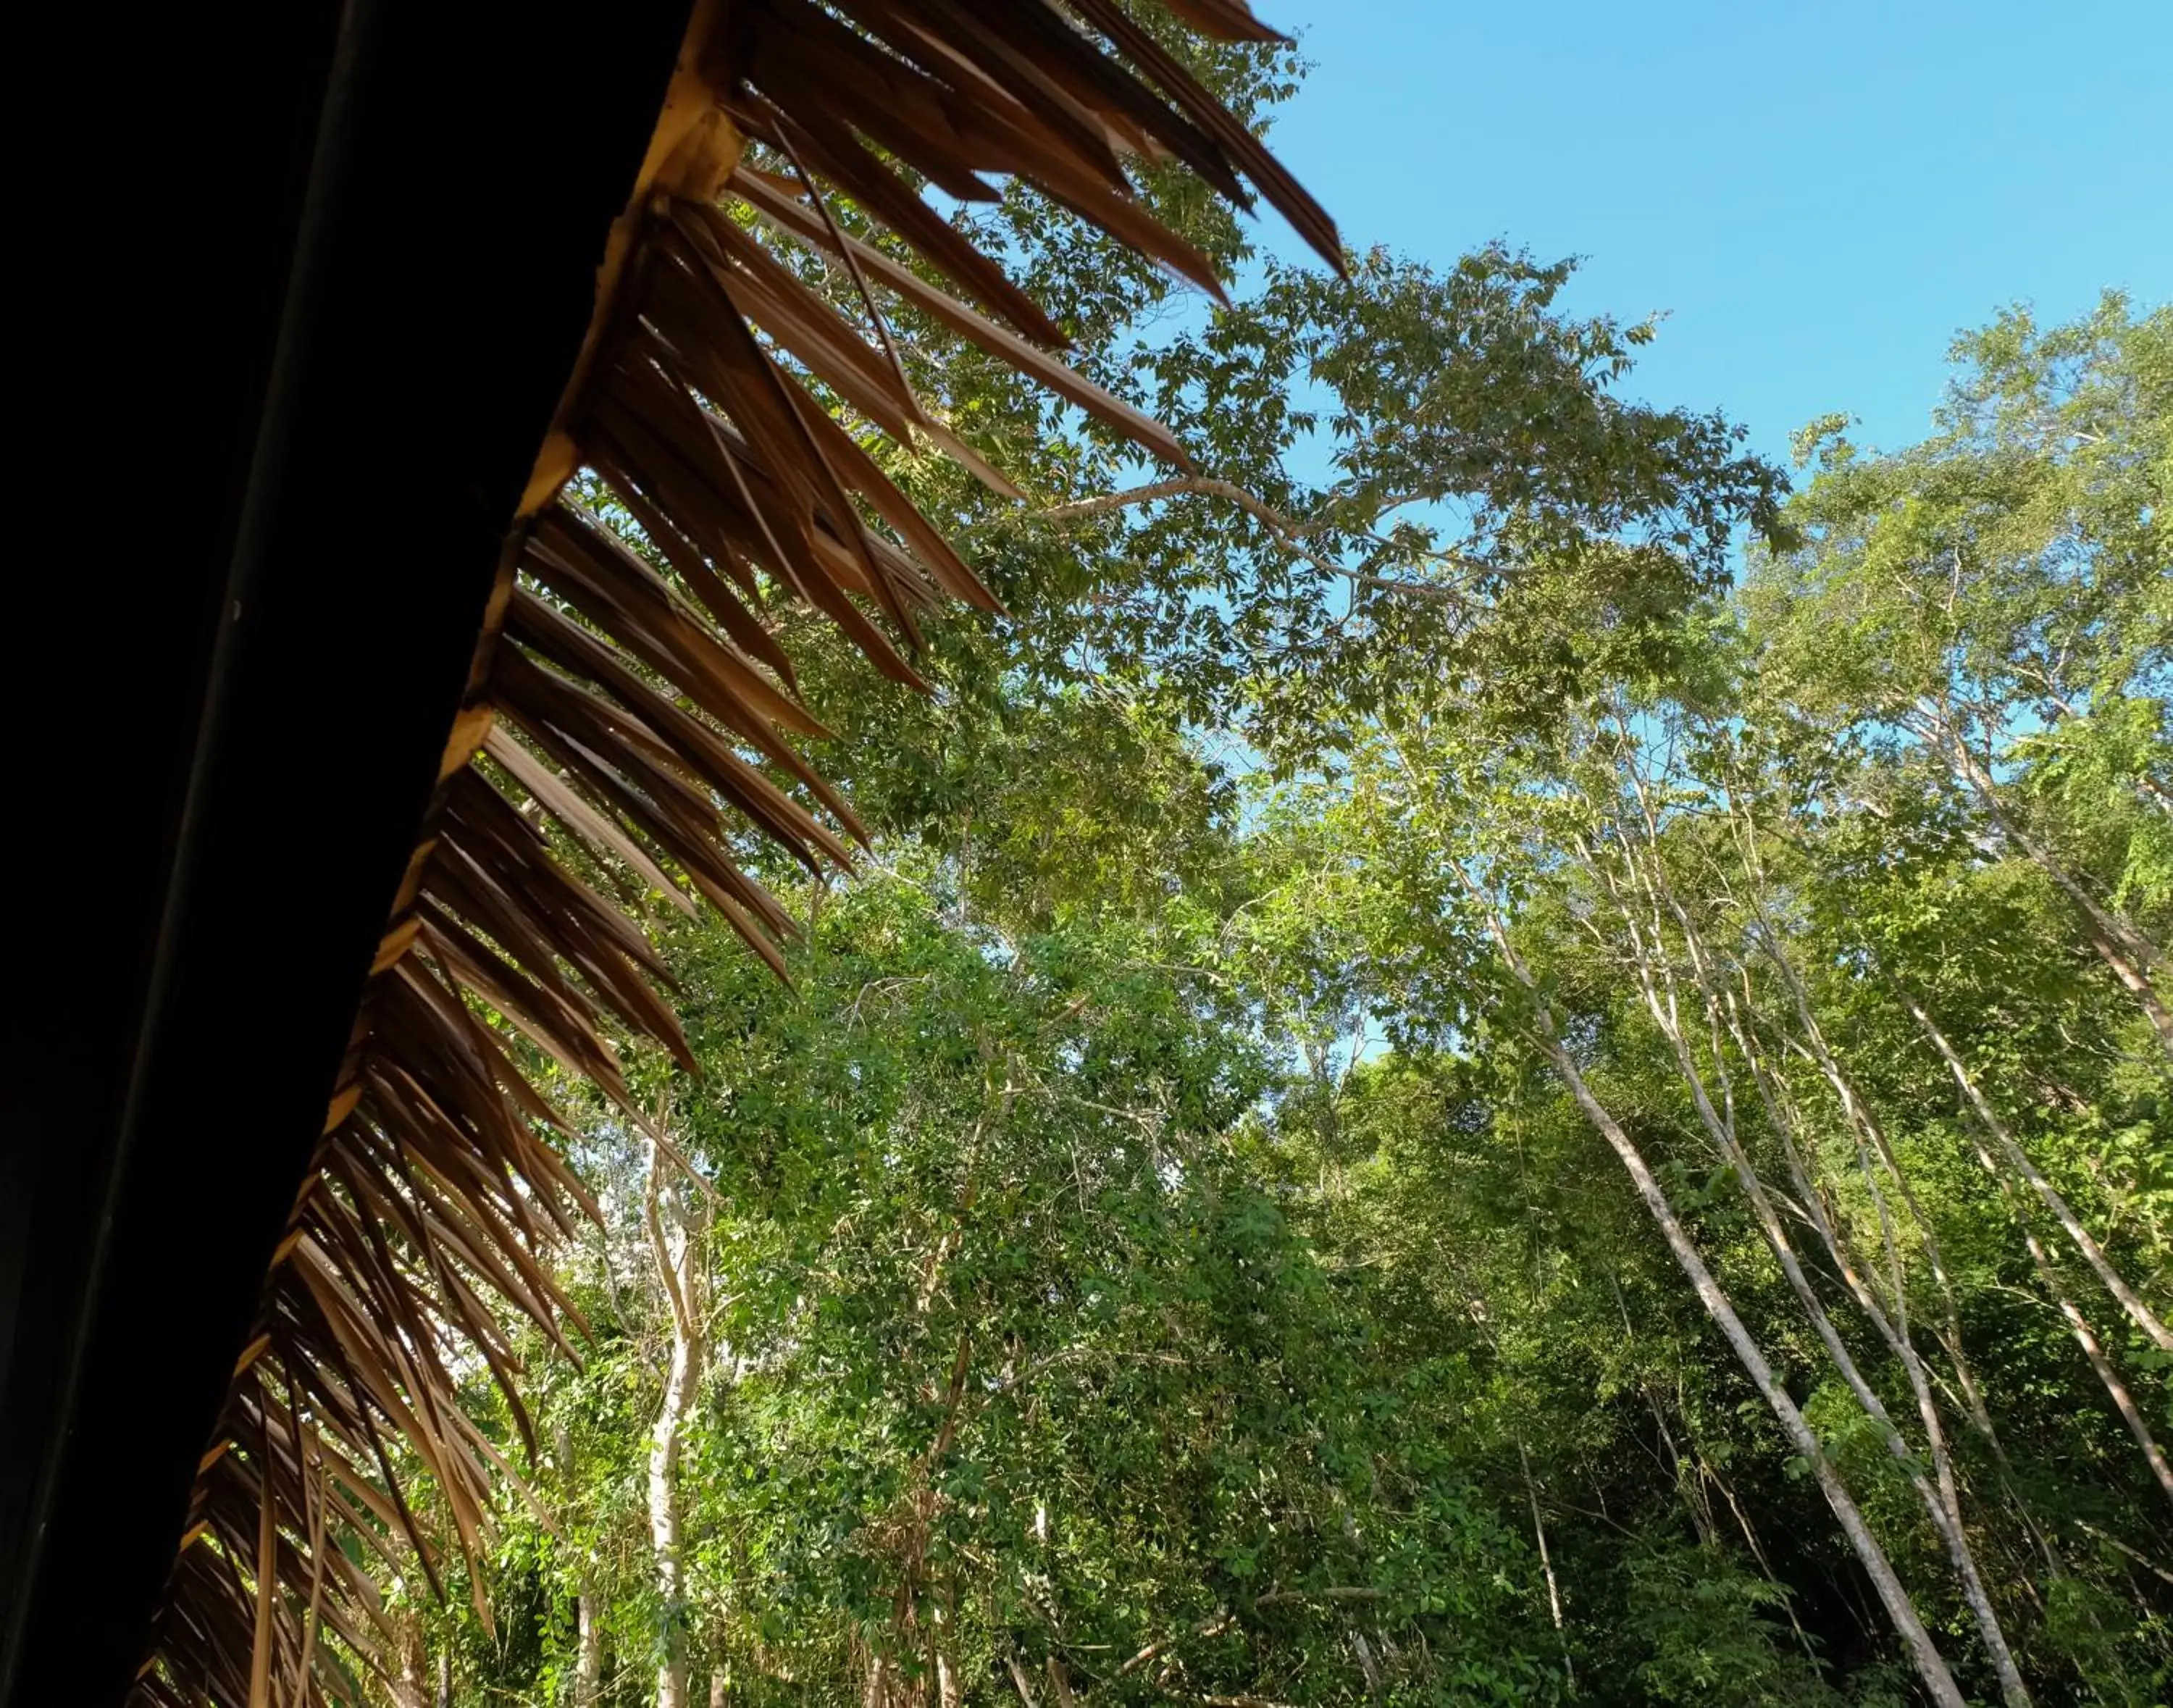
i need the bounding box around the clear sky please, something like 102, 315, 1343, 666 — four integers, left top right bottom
1252, 0, 2171, 471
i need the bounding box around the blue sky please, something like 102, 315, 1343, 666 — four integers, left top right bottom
1251, 0, 2171, 471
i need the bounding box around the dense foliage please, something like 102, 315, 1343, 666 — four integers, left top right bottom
376, 43, 2169, 1707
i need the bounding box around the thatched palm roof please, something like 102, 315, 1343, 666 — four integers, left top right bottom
125, 2, 1335, 1701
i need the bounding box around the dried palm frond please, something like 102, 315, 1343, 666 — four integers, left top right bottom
133, 2, 1335, 1701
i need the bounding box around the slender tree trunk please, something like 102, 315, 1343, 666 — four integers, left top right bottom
2022, 1221, 2173, 1507
1765, 933, 1985, 1373
575, 1585, 604, 1708
1895, 985, 2169, 1352
1751, 850, 2170, 1504
2082, 934, 2173, 1050
711, 1666, 729, 1707
553, 1418, 606, 1708
394, 1613, 430, 1708
1647, 1389, 1715, 1545
1956, 1128, 2173, 1504
1930, 714, 2172, 1053
1534, 1018, 1969, 1707
648, 1133, 709, 1708
1714, 774, 2076, 1582
1743, 1010, 2053, 1654
1717, 787, 2004, 1453
1725, 979, 2004, 1455
1610, 1276, 1717, 1545
1702, 1444, 1820, 1663
1517, 1439, 1573, 1689
1595, 827, 2031, 1706
1465, 889, 1971, 1708
1755, 947, 2077, 1592
2073, 1520, 2173, 1587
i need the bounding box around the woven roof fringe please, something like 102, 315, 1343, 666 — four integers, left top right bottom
135, 2, 1336, 1700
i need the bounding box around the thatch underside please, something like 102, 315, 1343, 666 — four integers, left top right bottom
136, 1, 1335, 1702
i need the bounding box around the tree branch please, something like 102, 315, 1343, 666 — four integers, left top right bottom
1021, 476, 1480, 606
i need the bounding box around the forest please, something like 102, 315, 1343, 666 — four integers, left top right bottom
369, 28, 2168, 1708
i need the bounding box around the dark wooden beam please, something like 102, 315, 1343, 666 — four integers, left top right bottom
0, 1, 348, 1676
1, 0, 686, 1698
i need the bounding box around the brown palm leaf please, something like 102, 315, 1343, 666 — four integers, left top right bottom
133, 2, 1336, 1701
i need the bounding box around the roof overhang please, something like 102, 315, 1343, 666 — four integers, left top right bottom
2, 1, 687, 1696
4, 2, 1335, 1698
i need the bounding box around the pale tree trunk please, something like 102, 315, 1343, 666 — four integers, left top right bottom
1723, 979, 2004, 1456
1736, 1009, 2050, 1670
1940, 1102, 2173, 1505
710, 1666, 729, 1707
2082, 934, 2173, 1052
1895, 985, 2171, 1353
1716, 792, 2068, 1575
575, 1586, 604, 1708
1656, 1403, 1714, 1544
1759, 1016, 2044, 1567
1463, 882, 1970, 1708
1700, 1437, 1819, 1662
2011, 1207, 2173, 1507
393, 1613, 430, 1708
1594, 839, 2030, 1708
1925, 709, 2172, 1054
1754, 940, 2082, 1598
899, 1337, 972, 1707
648, 1132, 709, 1708
1648, 1386, 1714, 1544
1717, 788, 2002, 1451
881, 1150, 992, 1708
1450, 1260, 1578, 1684
1609, 1278, 1718, 1546
553, 1420, 606, 1708
1517, 1439, 1573, 1688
